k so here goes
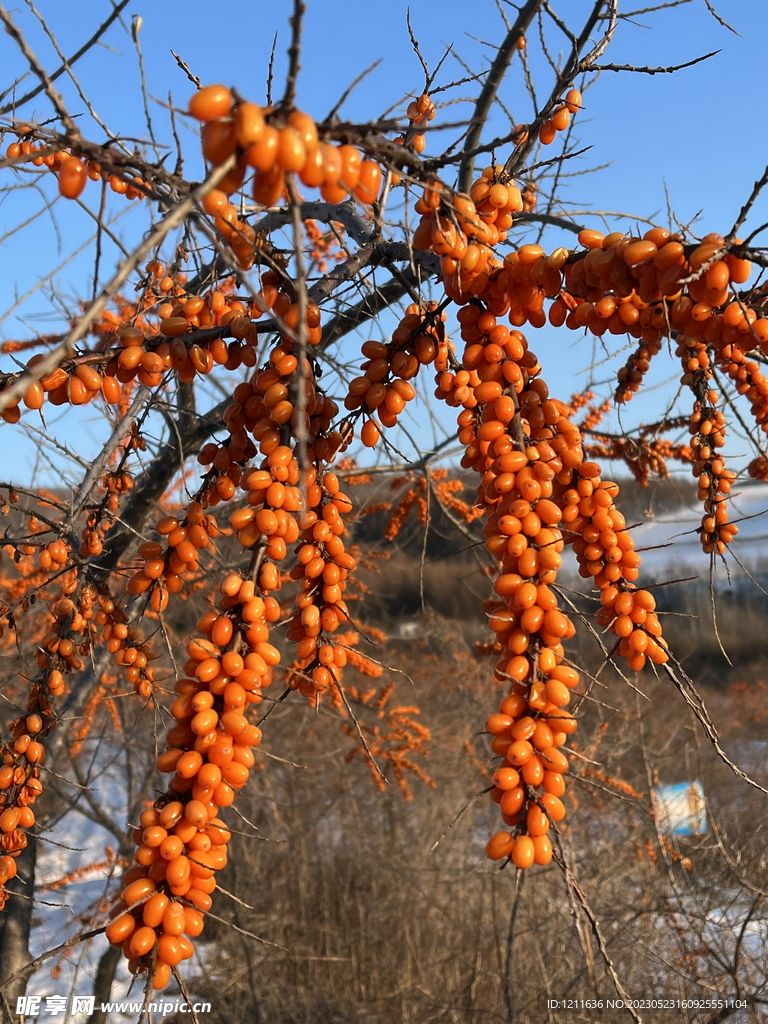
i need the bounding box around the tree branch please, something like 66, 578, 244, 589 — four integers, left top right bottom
458, 0, 543, 192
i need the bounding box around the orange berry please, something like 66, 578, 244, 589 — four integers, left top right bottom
361, 420, 381, 447
533, 834, 553, 865
564, 89, 582, 114
353, 160, 382, 204
234, 102, 264, 147
201, 120, 236, 165
58, 157, 87, 200
276, 126, 306, 173
511, 835, 535, 869
189, 84, 233, 122
486, 831, 514, 861
246, 126, 279, 171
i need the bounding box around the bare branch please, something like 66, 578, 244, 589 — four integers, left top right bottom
282, 0, 305, 110
0, 0, 131, 116
589, 49, 720, 74
0, 5, 78, 136
458, 0, 542, 191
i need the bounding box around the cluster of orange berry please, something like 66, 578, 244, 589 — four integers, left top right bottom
413, 170, 521, 282
0, 594, 80, 906
285, 469, 357, 697
128, 502, 220, 613
387, 93, 438, 187
109, 297, 370, 984
94, 593, 160, 698
40, 585, 157, 699
124, 316, 348, 651
538, 89, 582, 145
105, 810, 220, 990
439, 313, 579, 867
614, 332, 663, 403
401, 93, 436, 153
567, 473, 668, 670
553, 229, 760, 362
218, 339, 335, 471
99, 467, 135, 517
35, 594, 87, 677
0, 707, 46, 907
110, 571, 277, 988
0, 265, 308, 423
5, 135, 148, 202
36, 536, 70, 573
676, 332, 739, 551
3, 345, 132, 426
410, 181, 764, 565
78, 509, 112, 559
421, 234, 666, 864
189, 85, 382, 208
346, 303, 446, 447
716, 339, 768, 457
748, 455, 768, 480
684, 404, 737, 555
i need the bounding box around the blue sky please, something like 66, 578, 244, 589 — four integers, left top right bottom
1, 0, 767, 486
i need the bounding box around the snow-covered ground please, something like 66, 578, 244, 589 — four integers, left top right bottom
622, 480, 768, 577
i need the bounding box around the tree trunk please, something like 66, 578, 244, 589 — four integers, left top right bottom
86, 945, 122, 1024
0, 659, 106, 1006
0, 836, 36, 1019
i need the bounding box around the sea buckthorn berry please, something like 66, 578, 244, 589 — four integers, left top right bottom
533, 835, 552, 865
189, 84, 233, 122
106, 914, 136, 946
623, 239, 657, 266
564, 89, 582, 114
58, 157, 87, 200
486, 832, 514, 861
511, 835, 535, 869
354, 160, 382, 204
235, 102, 265, 147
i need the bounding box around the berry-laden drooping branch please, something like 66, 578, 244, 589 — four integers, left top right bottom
1, 15, 768, 998
106, 570, 275, 989
427, 299, 666, 867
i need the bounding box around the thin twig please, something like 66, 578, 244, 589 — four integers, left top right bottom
169, 49, 200, 89
0, 0, 131, 116
0, 5, 78, 135
0, 926, 104, 992
589, 50, 719, 74
282, 0, 305, 110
